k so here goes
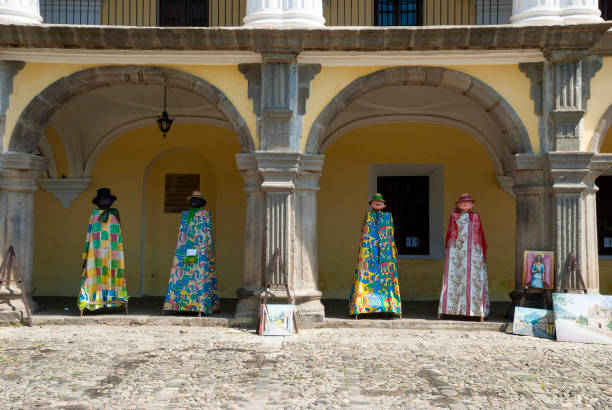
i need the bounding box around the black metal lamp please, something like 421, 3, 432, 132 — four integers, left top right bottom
157, 77, 173, 138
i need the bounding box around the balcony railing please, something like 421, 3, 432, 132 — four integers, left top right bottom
40, 0, 608, 26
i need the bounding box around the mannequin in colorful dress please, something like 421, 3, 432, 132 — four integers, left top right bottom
79, 188, 129, 314
438, 193, 490, 321
163, 191, 219, 316
348, 193, 402, 319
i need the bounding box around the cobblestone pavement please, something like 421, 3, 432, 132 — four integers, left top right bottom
0, 326, 610, 409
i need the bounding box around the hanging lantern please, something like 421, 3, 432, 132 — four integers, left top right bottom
157, 75, 173, 138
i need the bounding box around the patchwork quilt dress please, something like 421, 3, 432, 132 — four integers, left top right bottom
79, 208, 129, 311
438, 211, 490, 318
348, 211, 402, 316
163, 208, 219, 314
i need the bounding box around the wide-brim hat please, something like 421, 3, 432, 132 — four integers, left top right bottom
369, 193, 386, 204
92, 187, 117, 205
187, 191, 205, 201
455, 193, 476, 204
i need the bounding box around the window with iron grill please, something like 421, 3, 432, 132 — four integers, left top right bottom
375, 0, 423, 26
596, 176, 612, 256
377, 176, 429, 255
159, 0, 209, 26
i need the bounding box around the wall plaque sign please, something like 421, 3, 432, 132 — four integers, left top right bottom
164, 174, 200, 213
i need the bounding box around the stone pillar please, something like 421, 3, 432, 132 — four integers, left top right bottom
509, 154, 549, 291
510, 0, 602, 25
0, 0, 42, 25
243, 0, 324, 27
237, 54, 323, 325
234, 153, 265, 323
0, 152, 49, 313
546, 153, 611, 293
234, 152, 325, 324
293, 154, 324, 322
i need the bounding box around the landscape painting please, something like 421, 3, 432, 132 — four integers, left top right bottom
261, 304, 295, 336
513, 307, 555, 339
553, 293, 612, 344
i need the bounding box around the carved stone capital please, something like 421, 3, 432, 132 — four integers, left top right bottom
37, 177, 91, 208
0, 152, 49, 193
255, 151, 300, 192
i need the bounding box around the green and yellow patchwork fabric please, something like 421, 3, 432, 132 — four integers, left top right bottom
79, 208, 129, 311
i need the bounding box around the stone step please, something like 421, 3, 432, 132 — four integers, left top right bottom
26, 313, 511, 332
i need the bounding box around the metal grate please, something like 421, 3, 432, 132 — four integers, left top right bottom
375, 0, 422, 25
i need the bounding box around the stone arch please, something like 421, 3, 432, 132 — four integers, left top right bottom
306, 66, 531, 174
590, 104, 612, 152
9, 65, 255, 154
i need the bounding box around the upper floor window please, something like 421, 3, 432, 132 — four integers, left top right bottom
596, 175, 612, 256
601, 0, 612, 19
375, 0, 423, 26
40, 0, 101, 24
159, 0, 209, 26
377, 175, 429, 255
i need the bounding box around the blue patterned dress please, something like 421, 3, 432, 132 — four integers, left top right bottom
348, 211, 402, 316
163, 208, 219, 314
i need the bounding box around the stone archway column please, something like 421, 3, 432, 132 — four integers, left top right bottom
546, 153, 611, 293
0, 152, 49, 312
234, 152, 325, 325
509, 154, 549, 291
510, 152, 612, 293
293, 154, 324, 321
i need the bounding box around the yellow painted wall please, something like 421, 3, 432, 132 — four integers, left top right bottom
33, 123, 245, 298
584, 57, 612, 151
302, 65, 539, 153
143, 149, 217, 295
5, 63, 257, 151
44, 125, 70, 178
598, 126, 612, 295
318, 122, 515, 301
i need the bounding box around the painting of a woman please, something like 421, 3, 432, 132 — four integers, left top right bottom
523, 251, 554, 290
530, 255, 545, 288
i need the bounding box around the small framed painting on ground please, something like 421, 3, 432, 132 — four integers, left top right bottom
523, 250, 554, 290
553, 293, 612, 344
259, 304, 295, 336
512, 307, 555, 339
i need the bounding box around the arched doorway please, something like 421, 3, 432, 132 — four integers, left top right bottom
7, 66, 254, 303
307, 67, 530, 306
592, 103, 612, 295
141, 148, 216, 296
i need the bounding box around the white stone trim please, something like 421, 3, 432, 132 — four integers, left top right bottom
297, 50, 545, 66
0, 0, 43, 25
369, 163, 445, 260
243, 0, 325, 27
510, 0, 603, 25
0, 48, 262, 65
37, 177, 91, 208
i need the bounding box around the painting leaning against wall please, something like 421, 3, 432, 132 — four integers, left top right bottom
553, 293, 612, 345
513, 307, 555, 340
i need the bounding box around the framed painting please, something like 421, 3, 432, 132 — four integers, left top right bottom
553, 293, 612, 344
523, 250, 554, 290
512, 307, 555, 339
259, 304, 295, 336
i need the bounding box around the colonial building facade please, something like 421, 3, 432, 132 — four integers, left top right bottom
0, 0, 611, 323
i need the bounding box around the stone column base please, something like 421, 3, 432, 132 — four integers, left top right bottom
234, 288, 325, 327
0, 285, 27, 323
